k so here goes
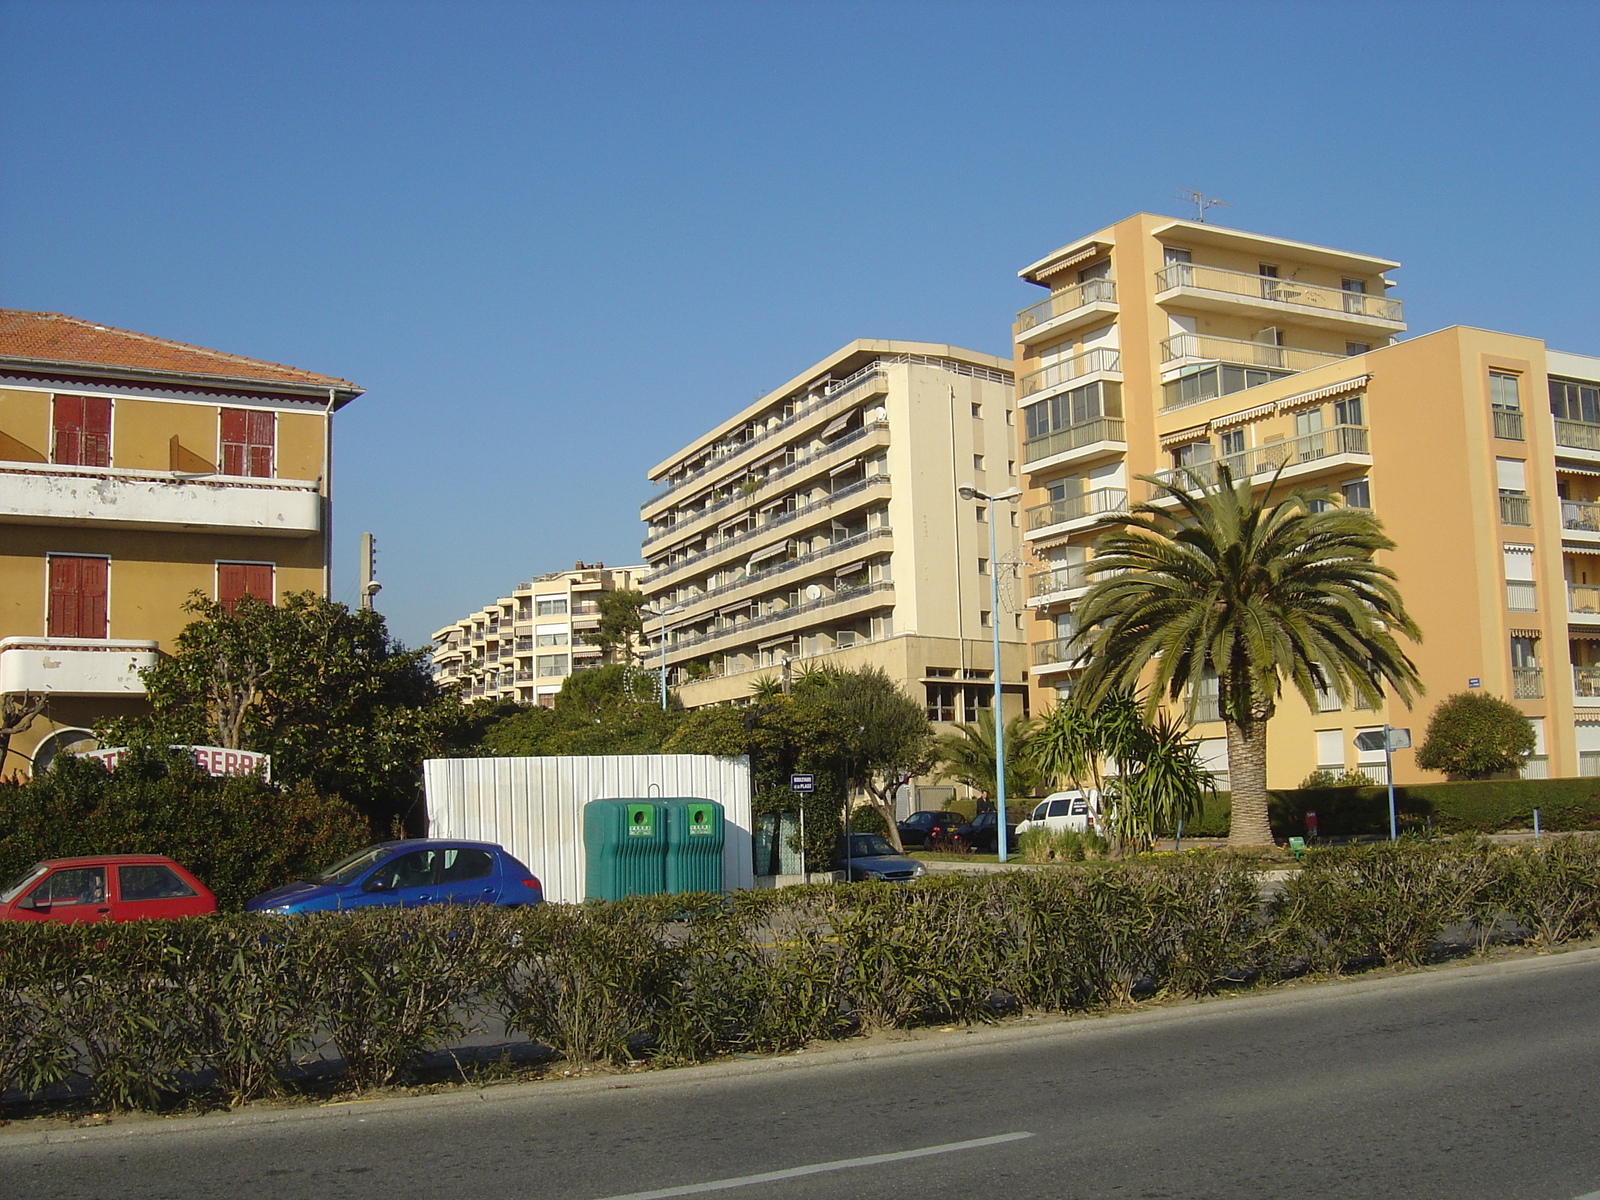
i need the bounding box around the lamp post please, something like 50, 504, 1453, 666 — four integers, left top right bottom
650, 604, 684, 711
958, 483, 1022, 862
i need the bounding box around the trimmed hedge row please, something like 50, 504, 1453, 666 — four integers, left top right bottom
6, 838, 1600, 1114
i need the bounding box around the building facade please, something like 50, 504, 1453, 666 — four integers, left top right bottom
638, 340, 1028, 730
1012, 213, 1600, 787
0, 309, 360, 775
430, 563, 645, 705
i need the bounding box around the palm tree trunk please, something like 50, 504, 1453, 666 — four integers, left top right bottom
1225, 715, 1274, 845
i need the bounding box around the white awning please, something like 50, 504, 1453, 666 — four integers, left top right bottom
1210, 401, 1277, 431
833, 561, 866, 577
1558, 465, 1600, 478
820, 414, 853, 440
1275, 375, 1371, 414
747, 541, 790, 566
1159, 424, 1209, 448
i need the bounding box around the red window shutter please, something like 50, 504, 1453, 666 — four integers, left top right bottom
217, 562, 274, 615
220, 409, 273, 477
52, 395, 84, 465
81, 396, 111, 467
48, 556, 108, 639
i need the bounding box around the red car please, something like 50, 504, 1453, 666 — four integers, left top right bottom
0, 855, 217, 923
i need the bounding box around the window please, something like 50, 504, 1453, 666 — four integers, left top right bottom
1308, 498, 1333, 513
30, 866, 105, 907
1333, 395, 1363, 427
1078, 261, 1111, 282
973, 454, 985, 471
1163, 247, 1192, 265
1551, 379, 1600, 425
1218, 429, 1245, 459
978, 558, 990, 575
1172, 440, 1213, 470
1162, 364, 1290, 408
118, 864, 196, 901
1341, 478, 1371, 508
536, 654, 569, 677
1024, 380, 1123, 441
1505, 546, 1536, 612
1257, 264, 1279, 300
962, 685, 992, 724
979, 609, 992, 627
535, 597, 568, 616
536, 631, 568, 647
52, 395, 111, 467
217, 562, 273, 614
220, 408, 275, 477
438, 848, 494, 884
971, 403, 982, 418
1341, 278, 1366, 294
925, 683, 957, 722
367, 849, 437, 891
1346, 341, 1371, 357
1490, 373, 1521, 410
47, 555, 108, 638
975, 505, 987, 523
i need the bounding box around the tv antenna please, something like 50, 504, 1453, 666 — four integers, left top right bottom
1176, 188, 1229, 223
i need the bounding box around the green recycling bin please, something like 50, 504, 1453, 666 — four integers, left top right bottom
584, 799, 667, 901
663, 798, 725, 894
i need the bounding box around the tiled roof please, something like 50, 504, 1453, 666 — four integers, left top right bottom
0, 310, 360, 392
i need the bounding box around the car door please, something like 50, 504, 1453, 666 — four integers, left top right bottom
114, 863, 204, 922
434, 847, 499, 905
353, 848, 440, 908
19, 866, 111, 923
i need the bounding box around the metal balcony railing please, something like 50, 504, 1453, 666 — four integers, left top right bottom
1571, 584, 1600, 615
1018, 347, 1122, 398
1025, 487, 1129, 532
1027, 562, 1094, 599
1500, 492, 1532, 526
1556, 418, 1600, 453
1021, 417, 1125, 465
1506, 580, 1538, 612
1493, 409, 1525, 441
650, 527, 894, 619
1574, 665, 1600, 699
1032, 636, 1083, 667
1159, 332, 1348, 375
1563, 500, 1600, 532
1147, 426, 1368, 497
662, 581, 894, 656
1015, 278, 1117, 333
1155, 262, 1404, 322
1513, 667, 1545, 699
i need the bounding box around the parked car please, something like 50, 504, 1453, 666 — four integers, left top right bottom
836, 833, 927, 883
1013, 790, 1099, 837
244, 840, 543, 914
896, 810, 964, 849
0, 855, 217, 923
948, 809, 1020, 853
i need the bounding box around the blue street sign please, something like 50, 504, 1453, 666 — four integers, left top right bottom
790, 773, 815, 794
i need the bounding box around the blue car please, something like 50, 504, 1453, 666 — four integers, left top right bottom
244, 839, 544, 914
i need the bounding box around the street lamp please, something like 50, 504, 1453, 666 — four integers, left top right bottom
957, 482, 1022, 862
648, 604, 685, 711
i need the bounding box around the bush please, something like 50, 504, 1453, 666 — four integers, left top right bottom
0, 748, 367, 910
1016, 827, 1107, 863
1300, 769, 1378, 790
1415, 691, 1537, 780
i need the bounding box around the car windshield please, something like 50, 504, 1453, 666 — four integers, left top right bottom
312, 846, 396, 887
0, 864, 47, 904
844, 834, 896, 858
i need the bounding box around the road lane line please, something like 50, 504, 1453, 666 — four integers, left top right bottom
585, 1131, 1035, 1200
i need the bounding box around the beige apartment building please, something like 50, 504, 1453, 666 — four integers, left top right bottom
1012, 212, 1600, 788
430, 563, 644, 705
0, 309, 361, 775
638, 340, 1028, 729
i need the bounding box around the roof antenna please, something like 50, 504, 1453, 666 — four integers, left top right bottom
1176, 188, 1229, 223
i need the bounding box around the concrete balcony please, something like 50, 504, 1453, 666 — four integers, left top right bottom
1024, 487, 1129, 542
1154, 262, 1404, 335
1013, 279, 1118, 347
1159, 332, 1348, 379
0, 636, 159, 696
1026, 562, 1094, 607
1018, 348, 1122, 400
1561, 500, 1600, 549
1555, 418, 1600, 462
1146, 426, 1370, 500
1031, 635, 1083, 678
0, 463, 321, 537
1569, 583, 1600, 626
1021, 417, 1126, 472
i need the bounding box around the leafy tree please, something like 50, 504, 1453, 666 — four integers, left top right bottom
101, 593, 483, 834
816, 667, 937, 850
477, 665, 679, 757
1071, 465, 1422, 846
932, 715, 1039, 814
1415, 691, 1536, 780
582, 589, 649, 663
1030, 691, 1145, 795
1105, 711, 1214, 852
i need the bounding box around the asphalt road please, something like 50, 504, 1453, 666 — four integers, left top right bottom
6, 950, 1600, 1200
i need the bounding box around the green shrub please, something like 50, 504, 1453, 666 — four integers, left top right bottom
1017, 827, 1107, 863
1300, 769, 1379, 790
1415, 691, 1537, 779
845, 804, 889, 838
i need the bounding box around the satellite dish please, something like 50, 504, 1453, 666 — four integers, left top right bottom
805, 584, 823, 601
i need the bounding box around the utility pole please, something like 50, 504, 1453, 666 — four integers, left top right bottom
359, 532, 381, 611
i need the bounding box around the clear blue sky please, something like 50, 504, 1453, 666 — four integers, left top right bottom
4, 1, 1597, 648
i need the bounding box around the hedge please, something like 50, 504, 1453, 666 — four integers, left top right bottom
6, 838, 1600, 1114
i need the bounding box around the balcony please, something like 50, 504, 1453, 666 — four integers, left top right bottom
1013, 279, 1118, 347
1493, 409, 1525, 441
1024, 487, 1129, 540
0, 463, 321, 537
1160, 333, 1347, 379
653, 526, 893, 623
664, 581, 895, 658
1021, 417, 1125, 469
1146, 425, 1369, 499
1019, 348, 1122, 400
1556, 419, 1600, 457
1562, 501, 1600, 548
1570, 584, 1600, 624
1513, 667, 1545, 700
1575, 665, 1600, 704
1027, 562, 1094, 605
1500, 492, 1533, 527
1154, 262, 1404, 333
1031, 636, 1083, 675
0, 636, 159, 696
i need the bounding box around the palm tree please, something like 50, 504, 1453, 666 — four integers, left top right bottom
1031, 690, 1144, 795
1107, 710, 1215, 852
933, 715, 1038, 811
1070, 464, 1422, 846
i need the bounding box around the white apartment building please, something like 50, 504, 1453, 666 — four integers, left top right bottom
430, 563, 644, 706
639, 340, 1029, 724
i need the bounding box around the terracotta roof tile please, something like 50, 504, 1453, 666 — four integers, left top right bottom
0, 310, 360, 393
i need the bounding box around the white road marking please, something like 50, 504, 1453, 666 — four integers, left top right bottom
586, 1131, 1035, 1200
1574, 1192, 1600, 1199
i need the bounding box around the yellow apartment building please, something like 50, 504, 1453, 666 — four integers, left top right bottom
0, 310, 361, 775
1013, 214, 1600, 788
638, 340, 1029, 750
430, 563, 646, 705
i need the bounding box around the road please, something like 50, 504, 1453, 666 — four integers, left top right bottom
6, 949, 1600, 1200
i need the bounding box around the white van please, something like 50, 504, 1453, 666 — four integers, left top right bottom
1014, 790, 1099, 836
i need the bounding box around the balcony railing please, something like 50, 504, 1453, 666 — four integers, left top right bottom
1032, 636, 1083, 668
1159, 333, 1348, 375
1500, 492, 1533, 527
1506, 580, 1538, 612
1571, 584, 1600, 614
663, 581, 894, 656
1155, 262, 1404, 322
1493, 409, 1525, 441
1018, 347, 1122, 398
1021, 417, 1125, 465
651, 526, 893, 618
1513, 667, 1545, 700
1575, 665, 1600, 699
1027, 562, 1094, 600
1015, 278, 1117, 333
1351, 763, 1390, 787
1564, 500, 1600, 533
1556, 419, 1600, 453
1025, 487, 1129, 532
1147, 425, 1368, 496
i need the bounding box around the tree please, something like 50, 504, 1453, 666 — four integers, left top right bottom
1030, 690, 1145, 795
819, 667, 937, 850
582, 589, 649, 664
478, 664, 679, 757
1071, 464, 1422, 846
932, 715, 1039, 815
102, 593, 483, 834
1415, 691, 1536, 780
1105, 710, 1214, 852
0, 691, 46, 780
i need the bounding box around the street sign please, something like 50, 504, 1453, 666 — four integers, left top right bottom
1468, 678, 1482, 688
789, 772, 815, 794
1354, 728, 1410, 753
1387, 728, 1411, 751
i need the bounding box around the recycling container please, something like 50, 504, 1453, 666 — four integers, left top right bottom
583, 799, 667, 901
663, 798, 725, 894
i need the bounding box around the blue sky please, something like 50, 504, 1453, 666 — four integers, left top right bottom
3, 0, 1597, 647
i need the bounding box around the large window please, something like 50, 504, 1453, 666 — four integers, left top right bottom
220, 408, 275, 477
1162, 364, 1290, 409
47, 555, 109, 638
217, 562, 274, 614
536, 654, 569, 677
52, 394, 111, 467
1551, 378, 1600, 424
535, 597, 568, 616
1023, 380, 1122, 442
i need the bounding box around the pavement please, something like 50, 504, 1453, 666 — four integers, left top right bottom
6, 947, 1600, 1198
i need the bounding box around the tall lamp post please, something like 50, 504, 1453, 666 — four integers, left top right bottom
957, 483, 1022, 862
649, 604, 685, 711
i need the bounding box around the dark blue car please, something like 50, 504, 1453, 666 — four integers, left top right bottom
244, 839, 544, 914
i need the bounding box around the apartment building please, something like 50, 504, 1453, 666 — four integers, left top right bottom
0, 309, 361, 775
1012, 212, 1600, 787
638, 340, 1027, 727
430, 563, 645, 705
